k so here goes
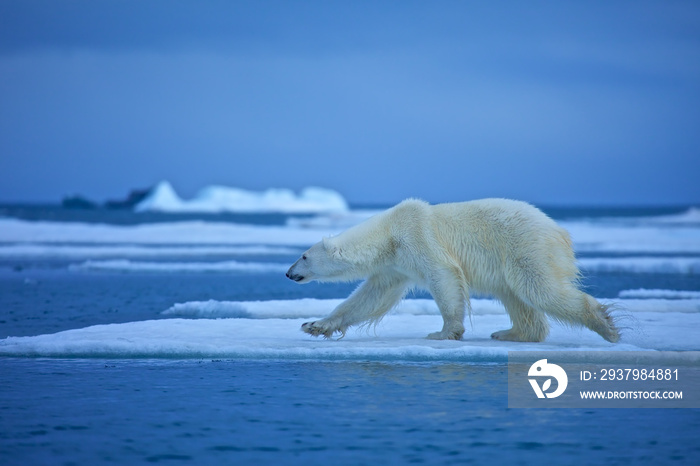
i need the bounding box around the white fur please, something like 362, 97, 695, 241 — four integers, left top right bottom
287, 198, 620, 342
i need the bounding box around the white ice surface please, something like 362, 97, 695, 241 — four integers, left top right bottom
1, 298, 698, 360
135, 181, 349, 213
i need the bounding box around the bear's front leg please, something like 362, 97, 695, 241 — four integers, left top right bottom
426, 267, 468, 340
301, 318, 345, 339
301, 273, 408, 340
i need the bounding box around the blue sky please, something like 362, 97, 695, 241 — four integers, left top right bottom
1, 0, 698, 205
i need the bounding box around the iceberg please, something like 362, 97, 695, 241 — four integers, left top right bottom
135, 181, 349, 214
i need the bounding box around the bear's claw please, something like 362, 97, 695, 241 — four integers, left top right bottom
301, 321, 332, 338
491, 329, 544, 342
301, 320, 346, 339
426, 330, 463, 341
301, 321, 319, 335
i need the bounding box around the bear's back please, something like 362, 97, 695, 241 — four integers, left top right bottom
391, 198, 566, 250
430, 198, 568, 254
432, 198, 553, 230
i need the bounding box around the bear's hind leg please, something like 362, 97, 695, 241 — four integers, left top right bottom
504, 255, 620, 343
491, 291, 549, 342
518, 283, 620, 343
540, 290, 620, 343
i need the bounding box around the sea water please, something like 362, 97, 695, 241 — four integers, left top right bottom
0, 204, 699, 464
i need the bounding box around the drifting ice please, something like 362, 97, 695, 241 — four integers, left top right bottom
135, 181, 349, 214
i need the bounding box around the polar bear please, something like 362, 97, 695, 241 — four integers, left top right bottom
286, 198, 620, 343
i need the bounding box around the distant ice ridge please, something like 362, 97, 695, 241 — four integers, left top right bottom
2, 216, 698, 253
63, 256, 700, 274
0, 218, 333, 245
0, 244, 300, 258
619, 289, 700, 299
70, 259, 288, 273
286, 210, 382, 229
1, 297, 699, 359
562, 221, 700, 253
135, 181, 349, 214
578, 257, 700, 274
641, 207, 700, 225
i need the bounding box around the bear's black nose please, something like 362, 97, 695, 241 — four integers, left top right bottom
286, 272, 304, 282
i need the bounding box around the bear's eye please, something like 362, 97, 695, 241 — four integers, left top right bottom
302, 255, 307, 260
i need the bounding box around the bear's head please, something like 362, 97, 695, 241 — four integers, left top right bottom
286, 210, 397, 284
285, 237, 355, 284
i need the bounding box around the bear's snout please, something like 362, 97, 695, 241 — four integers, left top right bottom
286, 266, 305, 283
286, 271, 304, 282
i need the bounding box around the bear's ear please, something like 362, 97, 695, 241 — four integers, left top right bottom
322, 236, 346, 262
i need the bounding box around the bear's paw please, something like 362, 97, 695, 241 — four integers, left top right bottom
301, 320, 345, 339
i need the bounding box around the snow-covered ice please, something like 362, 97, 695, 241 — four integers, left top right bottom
1, 298, 698, 360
